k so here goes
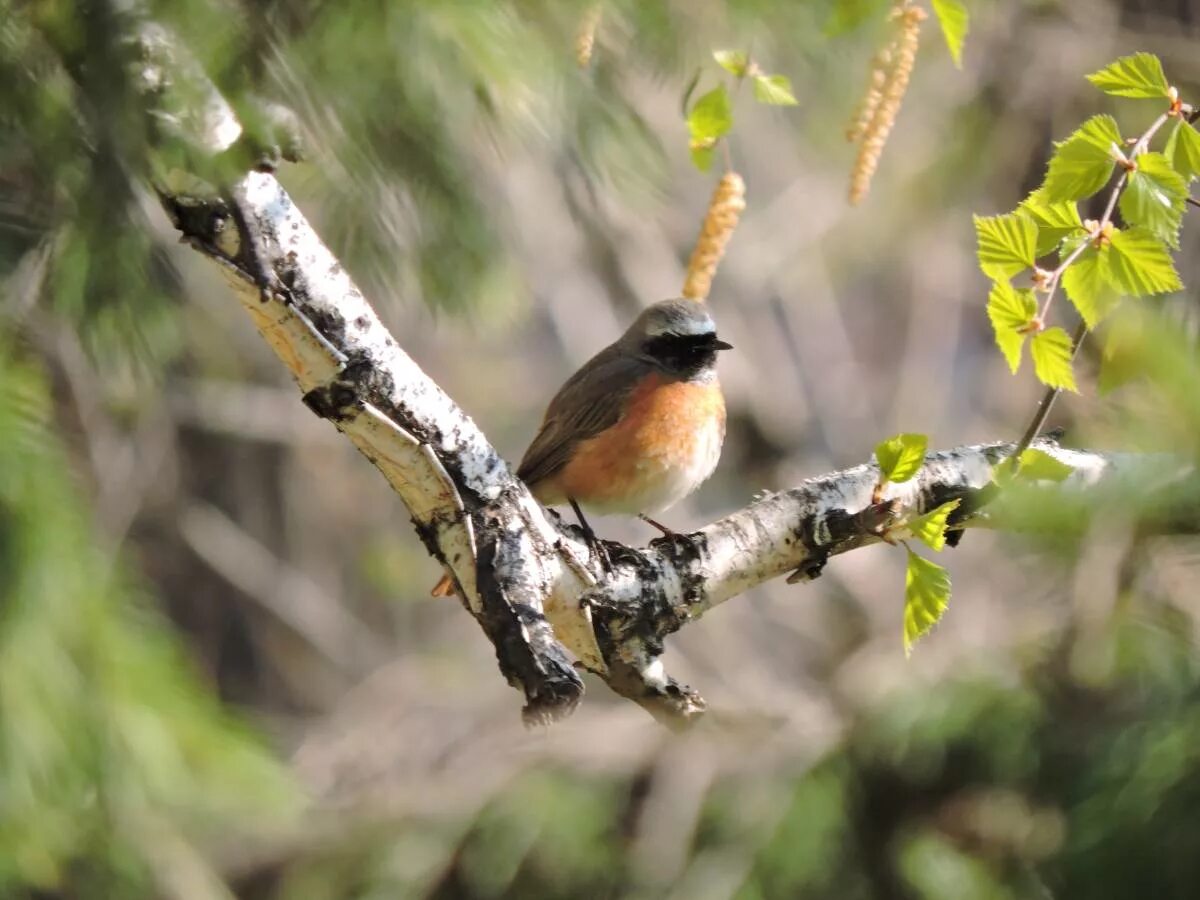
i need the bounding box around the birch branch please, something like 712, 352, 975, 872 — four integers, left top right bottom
134, 20, 599, 725
582, 441, 1197, 723
124, 17, 1197, 729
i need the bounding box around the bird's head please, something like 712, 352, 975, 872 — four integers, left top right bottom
623, 298, 732, 380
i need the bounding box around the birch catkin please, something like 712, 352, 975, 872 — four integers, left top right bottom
845, 48, 892, 143
682, 172, 746, 302
575, 4, 602, 68
848, 4, 925, 205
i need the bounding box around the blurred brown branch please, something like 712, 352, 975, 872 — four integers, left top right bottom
179, 501, 389, 671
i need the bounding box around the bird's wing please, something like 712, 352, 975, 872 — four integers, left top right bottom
516, 345, 645, 488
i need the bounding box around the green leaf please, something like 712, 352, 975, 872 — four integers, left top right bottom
1106, 226, 1183, 296
824, 0, 890, 36
1164, 120, 1200, 182
1030, 326, 1078, 392
986, 281, 1037, 373
875, 433, 928, 484
1098, 311, 1145, 395
1120, 152, 1186, 248
690, 143, 716, 172
1062, 244, 1121, 328
1016, 448, 1074, 482
1019, 189, 1085, 255
752, 73, 799, 106
1042, 115, 1123, 202
909, 499, 961, 552
687, 85, 733, 145
904, 549, 951, 656
974, 213, 1036, 279
1086, 52, 1170, 99
713, 49, 748, 77
931, 0, 969, 67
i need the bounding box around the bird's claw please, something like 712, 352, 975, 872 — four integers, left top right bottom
640, 515, 704, 560
588, 534, 614, 576
648, 530, 703, 562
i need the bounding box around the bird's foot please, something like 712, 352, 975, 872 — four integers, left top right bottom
587, 531, 614, 576
642, 515, 704, 557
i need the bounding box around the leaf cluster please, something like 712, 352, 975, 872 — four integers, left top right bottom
685, 50, 798, 171
871, 435, 1084, 656
872, 433, 959, 655
976, 54, 1193, 393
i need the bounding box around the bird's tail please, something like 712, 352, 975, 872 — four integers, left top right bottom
430, 572, 456, 597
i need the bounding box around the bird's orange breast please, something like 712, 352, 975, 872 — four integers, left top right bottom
537, 374, 725, 514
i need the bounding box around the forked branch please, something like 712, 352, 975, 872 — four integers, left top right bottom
126, 17, 1192, 728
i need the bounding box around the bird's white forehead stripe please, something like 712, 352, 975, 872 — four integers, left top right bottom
645, 317, 715, 337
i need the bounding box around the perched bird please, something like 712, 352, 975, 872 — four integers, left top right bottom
432, 298, 731, 596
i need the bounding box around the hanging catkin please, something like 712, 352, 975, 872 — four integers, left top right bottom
575, 5, 602, 68
848, 3, 925, 205
681, 172, 746, 302
845, 47, 892, 143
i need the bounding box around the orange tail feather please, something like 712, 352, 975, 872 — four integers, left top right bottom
430, 572, 457, 597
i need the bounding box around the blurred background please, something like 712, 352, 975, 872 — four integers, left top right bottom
4, 0, 1200, 897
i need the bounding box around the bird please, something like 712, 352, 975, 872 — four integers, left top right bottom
431, 298, 732, 597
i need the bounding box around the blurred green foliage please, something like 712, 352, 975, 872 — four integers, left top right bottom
1, 0, 182, 367
252, 614, 1200, 899
0, 0, 886, 333
0, 348, 296, 896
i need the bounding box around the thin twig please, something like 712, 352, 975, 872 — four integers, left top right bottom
1012, 319, 1089, 459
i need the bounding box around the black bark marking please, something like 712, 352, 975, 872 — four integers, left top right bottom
591, 632, 706, 732
301, 381, 357, 422
159, 193, 233, 259
926, 481, 994, 549
224, 184, 276, 302
411, 518, 444, 562
474, 517, 584, 724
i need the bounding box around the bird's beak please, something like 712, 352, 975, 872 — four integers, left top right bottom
714, 338, 733, 351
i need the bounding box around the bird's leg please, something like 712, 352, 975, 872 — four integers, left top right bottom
569, 498, 612, 574
639, 514, 676, 536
